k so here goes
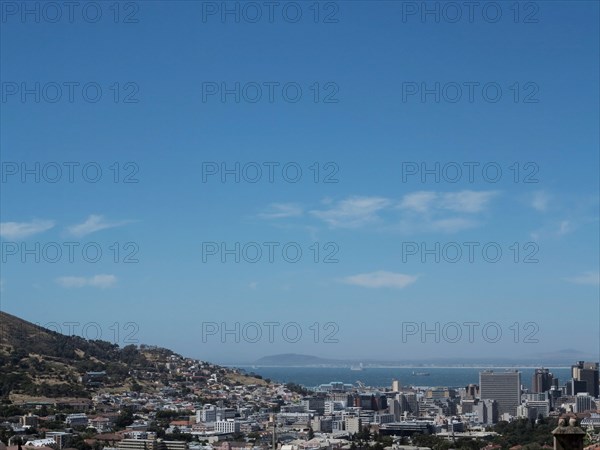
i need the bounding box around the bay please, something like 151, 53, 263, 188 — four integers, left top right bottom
236, 366, 572, 390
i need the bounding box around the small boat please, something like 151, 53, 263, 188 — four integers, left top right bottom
350, 363, 364, 371
411, 371, 430, 376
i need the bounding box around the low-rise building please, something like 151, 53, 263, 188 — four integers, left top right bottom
214, 420, 240, 434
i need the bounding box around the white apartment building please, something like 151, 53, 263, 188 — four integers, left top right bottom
65, 413, 89, 426
344, 416, 362, 434
575, 393, 595, 413
214, 419, 240, 434
197, 405, 217, 423
324, 401, 344, 415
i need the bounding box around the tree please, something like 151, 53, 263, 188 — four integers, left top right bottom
358, 426, 370, 442
492, 418, 556, 448
285, 383, 312, 396
411, 435, 451, 450
247, 432, 260, 441
114, 407, 134, 429
69, 434, 92, 450
0, 426, 15, 445
455, 438, 485, 449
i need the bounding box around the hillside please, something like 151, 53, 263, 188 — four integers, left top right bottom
0, 311, 265, 403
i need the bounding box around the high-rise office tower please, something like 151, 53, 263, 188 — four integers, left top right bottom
473, 399, 498, 425
479, 370, 521, 416
388, 399, 401, 421
532, 368, 553, 393
464, 384, 479, 400
397, 393, 418, 416
571, 361, 599, 398
575, 393, 595, 413
566, 379, 588, 397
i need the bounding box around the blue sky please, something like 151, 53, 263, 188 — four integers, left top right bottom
1, 1, 598, 364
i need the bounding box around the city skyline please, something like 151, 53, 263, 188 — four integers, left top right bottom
0, 309, 599, 447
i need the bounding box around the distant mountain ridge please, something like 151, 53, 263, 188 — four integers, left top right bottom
253, 352, 594, 367
255, 353, 338, 365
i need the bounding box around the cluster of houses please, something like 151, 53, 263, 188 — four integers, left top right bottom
2, 354, 600, 449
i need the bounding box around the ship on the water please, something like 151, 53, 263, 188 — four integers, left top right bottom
350, 363, 365, 371
412, 371, 430, 376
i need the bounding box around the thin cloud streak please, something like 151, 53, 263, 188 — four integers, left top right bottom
258, 203, 304, 219
55, 274, 118, 289
340, 271, 418, 289
310, 196, 392, 228
564, 271, 599, 286
0, 219, 55, 239
67, 215, 131, 237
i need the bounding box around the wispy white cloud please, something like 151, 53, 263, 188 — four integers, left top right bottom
399, 191, 437, 213
55, 274, 117, 289
564, 271, 599, 286
530, 219, 575, 240
531, 191, 551, 212
258, 203, 303, 219
395, 190, 496, 233
0, 219, 55, 239
399, 190, 498, 214
310, 196, 392, 228
340, 271, 418, 289
267, 190, 496, 233
557, 220, 572, 235
440, 190, 498, 213
67, 215, 131, 237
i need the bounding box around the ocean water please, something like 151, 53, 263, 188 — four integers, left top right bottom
237, 366, 572, 390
